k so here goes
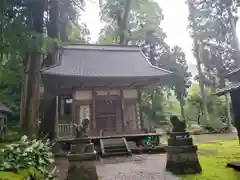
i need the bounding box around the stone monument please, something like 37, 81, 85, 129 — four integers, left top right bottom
165, 115, 202, 175
66, 118, 98, 180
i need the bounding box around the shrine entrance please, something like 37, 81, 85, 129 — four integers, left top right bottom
95, 95, 121, 133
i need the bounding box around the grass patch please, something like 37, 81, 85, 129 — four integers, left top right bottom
180, 140, 240, 180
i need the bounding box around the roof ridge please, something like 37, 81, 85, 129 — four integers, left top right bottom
61, 44, 140, 51
62, 43, 139, 48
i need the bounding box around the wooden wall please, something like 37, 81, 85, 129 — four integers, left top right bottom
123, 89, 142, 132
72, 88, 142, 134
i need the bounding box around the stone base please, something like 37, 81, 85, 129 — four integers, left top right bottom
165, 145, 202, 175
52, 142, 66, 157
227, 161, 240, 171
67, 153, 98, 162
168, 138, 193, 146
71, 143, 95, 154
66, 161, 98, 180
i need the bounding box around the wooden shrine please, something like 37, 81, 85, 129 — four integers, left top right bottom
216, 67, 240, 135
41, 44, 173, 138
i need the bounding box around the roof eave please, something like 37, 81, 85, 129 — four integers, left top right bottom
226, 68, 240, 77
139, 51, 174, 75
42, 72, 171, 79
215, 83, 240, 96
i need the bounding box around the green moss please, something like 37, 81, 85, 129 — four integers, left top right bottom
179, 141, 240, 180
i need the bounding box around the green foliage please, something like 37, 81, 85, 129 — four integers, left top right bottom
0, 171, 24, 180
185, 84, 228, 127
141, 89, 166, 122
187, 0, 237, 87
180, 140, 240, 180
0, 54, 22, 116
0, 135, 56, 179
170, 46, 192, 100
0, 0, 90, 135
100, 0, 191, 121
0, 168, 44, 180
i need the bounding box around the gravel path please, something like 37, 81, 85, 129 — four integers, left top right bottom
56, 154, 181, 180
96, 154, 181, 180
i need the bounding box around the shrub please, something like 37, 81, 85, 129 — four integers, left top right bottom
0, 168, 44, 180
187, 124, 207, 135
0, 135, 57, 179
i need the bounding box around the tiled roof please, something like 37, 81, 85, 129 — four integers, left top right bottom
42, 44, 172, 78
0, 103, 11, 113
216, 82, 240, 95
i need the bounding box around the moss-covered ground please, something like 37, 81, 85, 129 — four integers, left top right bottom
180, 140, 240, 180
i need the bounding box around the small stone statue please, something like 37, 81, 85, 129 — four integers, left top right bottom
170, 115, 186, 132
165, 115, 202, 175
73, 118, 90, 138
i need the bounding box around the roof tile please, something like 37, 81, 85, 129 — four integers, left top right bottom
42, 44, 172, 78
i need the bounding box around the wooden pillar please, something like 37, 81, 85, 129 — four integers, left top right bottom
71, 90, 75, 136
60, 96, 65, 116
138, 90, 144, 130
40, 91, 57, 141
56, 96, 59, 138
120, 89, 125, 132
92, 90, 96, 130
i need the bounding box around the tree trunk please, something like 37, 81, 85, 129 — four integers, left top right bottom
225, 93, 232, 133
20, 0, 45, 137
40, 0, 60, 140
197, 110, 201, 125
119, 0, 131, 44
228, 7, 240, 67
20, 55, 30, 133
151, 91, 156, 122
179, 94, 185, 121
188, 1, 209, 123
23, 54, 42, 137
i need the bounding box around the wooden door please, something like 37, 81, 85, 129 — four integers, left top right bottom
95, 97, 120, 132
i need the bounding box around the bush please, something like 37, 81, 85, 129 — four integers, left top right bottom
0, 168, 44, 180
187, 124, 207, 135
0, 135, 57, 179
0, 133, 22, 143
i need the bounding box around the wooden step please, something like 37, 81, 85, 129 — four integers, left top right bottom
104, 148, 128, 153
103, 151, 132, 158
100, 137, 132, 158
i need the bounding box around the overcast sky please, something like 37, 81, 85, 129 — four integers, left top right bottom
81, 0, 240, 76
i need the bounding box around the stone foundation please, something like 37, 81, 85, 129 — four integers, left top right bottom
66, 161, 98, 180
66, 154, 98, 180
165, 132, 202, 175
165, 145, 202, 174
